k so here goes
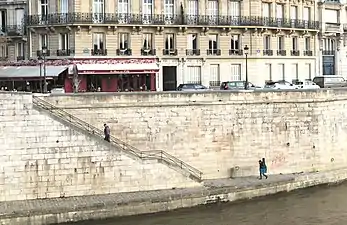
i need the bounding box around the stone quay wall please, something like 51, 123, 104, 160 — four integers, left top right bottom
42, 89, 347, 180
0, 92, 198, 202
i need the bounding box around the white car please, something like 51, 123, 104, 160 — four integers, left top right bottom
263, 80, 296, 90
293, 80, 320, 90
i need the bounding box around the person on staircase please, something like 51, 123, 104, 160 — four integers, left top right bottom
104, 123, 110, 142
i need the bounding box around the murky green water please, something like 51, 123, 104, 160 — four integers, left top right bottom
66, 182, 347, 225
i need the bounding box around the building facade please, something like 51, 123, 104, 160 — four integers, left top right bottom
0, 0, 27, 61
25, 0, 320, 91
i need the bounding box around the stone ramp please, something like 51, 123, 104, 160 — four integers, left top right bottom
32, 95, 203, 182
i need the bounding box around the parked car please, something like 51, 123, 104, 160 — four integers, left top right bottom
177, 83, 209, 91
293, 80, 320, 89
220, 81, 261, 90
263, 80, 295, 90
312, 76, 347, 88
50, 87, 65, 94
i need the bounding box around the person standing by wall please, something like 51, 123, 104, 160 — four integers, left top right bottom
104, 123, 110, 142
259, 159, 268, 179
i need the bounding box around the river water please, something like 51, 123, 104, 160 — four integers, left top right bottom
69, 182, 347, 225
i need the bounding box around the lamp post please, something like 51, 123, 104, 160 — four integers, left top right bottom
39, 61, 42, 93
42, 45, 47, 93
244, 45, 249, 90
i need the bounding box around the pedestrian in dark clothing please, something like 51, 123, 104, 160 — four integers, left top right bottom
104, 123, 110, 142
259, 159, 268, 179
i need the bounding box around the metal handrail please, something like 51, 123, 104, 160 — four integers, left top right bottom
32, 96, 203, 181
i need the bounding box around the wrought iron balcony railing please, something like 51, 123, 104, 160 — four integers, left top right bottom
116, 49, 132, 56
322, 50, 335, 55
277, 50, 286, 56
163, 49, 177, 56
25, 13, 321, 30
303, 50, 313, 56
263, 50, 273, 56
16, 56, 25, 61
92, 49, 107, 56
37, 50, 51, 57
141, 48, 156, 56
207, 49, 221, 55
57, 49, 74, 56
0, 25, 26, 36
229, 49, 243, 55
186, 49, 200, 56
291, 50, 300, 56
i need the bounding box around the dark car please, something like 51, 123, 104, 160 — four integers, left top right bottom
220, 81, 260, 90
177, 84, 209, 91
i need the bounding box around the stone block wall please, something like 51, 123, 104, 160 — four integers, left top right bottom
0, 92, 198, 202
42, 90, 347, 179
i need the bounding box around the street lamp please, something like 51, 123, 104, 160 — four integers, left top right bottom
42, 45, 48, 93
244, 45, 249, 90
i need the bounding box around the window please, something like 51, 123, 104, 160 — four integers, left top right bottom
276, 4, 283, 19
39, 34, 48, 49
164, 33, 175, 50
305, 37, 310, 51
0, 10, 6, 33
228, 0, 240, 17
187, 33, 198, 50
184, 66, 201, 84
209, 64, 220, 86
16, 42, 24, 57
187, 0, 198, 24
119, 33, 129, 50
40, 0, 48, 23
324, 9, 338, 23
142, 33, 152, 49
290, 6, 297, 27
262, 3, 270, 17
59, 33, 69, 50
60, 0, 68, 13
208, 34, 218, 50
92, 0, 104, 23
230, 64, 241, 81
291, 63, 298, 82
265, 64, 272, 81
142, 0, 153, 24
15, 9, 24, 30
264, 35, 271, 50
230, 34, 239, 50
278, 36, 284, 50
0, 45, 8, 58
207, 0, 218, 24
305, 63, 312, 79
118, 0, 129, 23
292, 37, 298, 50
164, 0, 174, 23
278, 64, 285, 80
93, 33, 104, 50
303, 7, 310, 21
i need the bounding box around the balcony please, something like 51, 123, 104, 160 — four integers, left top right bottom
291, 50, 300, 56
141, 48, 156, 56
37, 50, 51, 57
92, 49, 107, 56
303, 50, 313, 56
207, 49, 221, 56
322, 50, 335, 55
116, 49, 132, 56
26, 13, 321, 30
57, 49, 74, 56
263, 50, 273, 56
0, 25, 26, 37
229, 49, 243, 55
325, 23, 341, 33
277, 50, 286, 56
163, 49, 177, 56
186, 49, 200, 56
16, 56, 25, 61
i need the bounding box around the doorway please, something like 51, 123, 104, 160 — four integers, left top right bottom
162, 66, 177, 91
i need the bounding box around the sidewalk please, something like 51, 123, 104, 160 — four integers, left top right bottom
0, 174, 296, 223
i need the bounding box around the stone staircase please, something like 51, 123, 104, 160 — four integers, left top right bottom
32, 96, 203, 182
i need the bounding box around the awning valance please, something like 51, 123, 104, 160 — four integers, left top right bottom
76, 63, 159, 74
0, 66, 68, 80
